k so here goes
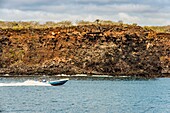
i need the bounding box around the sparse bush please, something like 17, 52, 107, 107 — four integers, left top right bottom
132, 23, 138, 26
118, 20, 123, 25
56, 21, 72, 27
95, 19, 100, 24
76, 20, 92, 25
44, 21, 57, 28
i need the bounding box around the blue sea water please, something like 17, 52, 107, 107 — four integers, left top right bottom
0, 77, 170, 113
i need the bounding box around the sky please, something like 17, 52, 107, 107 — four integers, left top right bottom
0, 0, 170, 26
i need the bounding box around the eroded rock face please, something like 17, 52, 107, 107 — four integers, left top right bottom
0, 25, 169, 77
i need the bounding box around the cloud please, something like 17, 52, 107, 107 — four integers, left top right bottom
0, 0, 170, 26
0, 8, 113, 22
0, 9, 65, 22
117, 13, 140, 23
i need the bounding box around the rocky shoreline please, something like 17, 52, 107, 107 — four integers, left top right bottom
0, 24, 170, 78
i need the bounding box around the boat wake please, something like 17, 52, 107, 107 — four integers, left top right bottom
0, 80, 51, 87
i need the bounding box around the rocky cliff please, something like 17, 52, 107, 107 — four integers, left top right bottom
0, 25, 169, 77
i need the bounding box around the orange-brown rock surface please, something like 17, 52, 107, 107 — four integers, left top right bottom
0, 25, 169, 77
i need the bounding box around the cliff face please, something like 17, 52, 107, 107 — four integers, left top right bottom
0, 25, 169, 77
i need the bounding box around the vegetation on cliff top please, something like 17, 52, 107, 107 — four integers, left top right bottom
0, 20, 170, 33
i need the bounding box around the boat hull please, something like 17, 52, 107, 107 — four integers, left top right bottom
49, 79, 68, 86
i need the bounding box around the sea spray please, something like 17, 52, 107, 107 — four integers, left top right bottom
0, 80, 50, 87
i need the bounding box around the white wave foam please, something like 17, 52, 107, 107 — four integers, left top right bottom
0, 80, 51, 86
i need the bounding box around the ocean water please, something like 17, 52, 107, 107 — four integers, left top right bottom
0, 77, 170, 113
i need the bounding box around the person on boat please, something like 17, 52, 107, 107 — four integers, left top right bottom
42, 79, 46, 82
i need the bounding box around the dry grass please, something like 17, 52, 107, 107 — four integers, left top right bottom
1, 20, 169, 33
144, 26, 170, 33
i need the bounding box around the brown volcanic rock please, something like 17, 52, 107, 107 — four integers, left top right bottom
0, 25, 169, 77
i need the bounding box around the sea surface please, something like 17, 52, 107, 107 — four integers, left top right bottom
0, 76, 170, 113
